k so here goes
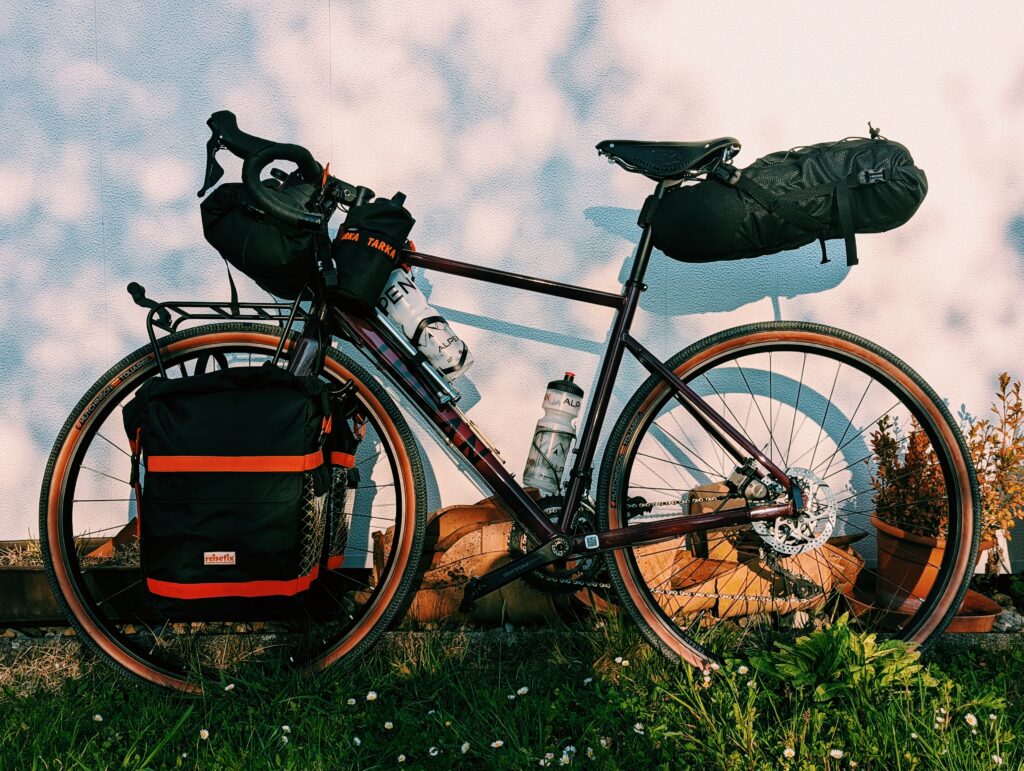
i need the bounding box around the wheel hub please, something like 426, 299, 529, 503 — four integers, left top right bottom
751, 466, 837, 555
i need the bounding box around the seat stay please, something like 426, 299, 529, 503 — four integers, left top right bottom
596, 137, 739, 180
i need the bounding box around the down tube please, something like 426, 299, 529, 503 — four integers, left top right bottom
339, 313, 559, 543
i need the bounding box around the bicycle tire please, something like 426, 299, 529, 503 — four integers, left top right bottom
39, 322, 427, 693
597, 321, 979, 667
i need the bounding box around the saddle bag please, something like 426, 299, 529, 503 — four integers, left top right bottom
651, 133, 928, 266
200, 175, 328, 299
329, 193, 415, 312
122, 366, 332, 616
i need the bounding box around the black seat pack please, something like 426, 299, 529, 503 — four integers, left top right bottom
123, 366, 331, 616
200, 175, 328, 299
330, 193, 415, 312
650, 133, 928, 266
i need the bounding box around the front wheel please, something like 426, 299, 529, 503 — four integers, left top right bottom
597, 322, 979, 667
40, 323, 427, 693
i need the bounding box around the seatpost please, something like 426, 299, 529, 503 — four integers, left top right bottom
557, 180, 668, 528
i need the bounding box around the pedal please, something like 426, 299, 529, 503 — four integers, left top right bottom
459, 578, 481, 614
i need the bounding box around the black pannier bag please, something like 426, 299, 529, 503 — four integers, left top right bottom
122, 366, 332, 616
200, 176, 328, 299
651, 134, 928, 266
330, 193, 415, 312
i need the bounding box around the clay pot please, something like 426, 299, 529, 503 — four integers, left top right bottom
872, 515, 944, 612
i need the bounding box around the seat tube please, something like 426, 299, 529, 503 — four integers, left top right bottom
558, 180, 667, 529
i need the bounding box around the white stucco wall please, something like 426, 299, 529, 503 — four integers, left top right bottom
1, 1, 1022, 544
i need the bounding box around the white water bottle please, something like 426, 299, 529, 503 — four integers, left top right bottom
522, 372, 585, 496
378, 267, 474, 379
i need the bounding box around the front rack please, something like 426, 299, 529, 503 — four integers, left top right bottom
129, 282, 309, 377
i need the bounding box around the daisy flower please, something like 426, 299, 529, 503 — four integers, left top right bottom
517, 686, 529, 695
737, 665, 749, 675
461, 742, 470, 753
966, 714, 978, 728
366, 691, 377, 701
829, 749, 844, 759
92, 714, 103, 723
633, 723, 645, 735
199, 729, 210, 741
783, 747, 795, 759
428, 747, 439, 757
384, 721, 394, 730
491, 740, 504, 748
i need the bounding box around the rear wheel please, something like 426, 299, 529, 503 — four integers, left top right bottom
40, 323, 426, 693
598, 322, 979, 667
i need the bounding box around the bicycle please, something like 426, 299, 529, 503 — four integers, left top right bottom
40, 116, 980, 693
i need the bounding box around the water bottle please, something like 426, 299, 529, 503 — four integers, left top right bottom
378, 267, 474, 379
522, 372, 585, 496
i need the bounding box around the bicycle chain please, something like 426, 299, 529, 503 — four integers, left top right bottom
549, 492, 797, 602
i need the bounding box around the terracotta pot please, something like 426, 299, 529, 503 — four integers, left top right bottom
872, 515, 944, 612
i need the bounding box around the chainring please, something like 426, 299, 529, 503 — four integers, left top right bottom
508, 495, 605, 594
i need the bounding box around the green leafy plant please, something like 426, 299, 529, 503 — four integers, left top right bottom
869, 373, 1024, 544
748, 613, 937, 706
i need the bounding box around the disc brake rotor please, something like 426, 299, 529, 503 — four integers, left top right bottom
751, 466, 837, 555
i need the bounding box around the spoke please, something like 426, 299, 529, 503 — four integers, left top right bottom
808, 362, 841, 472
813, 404, 913, 481
734, 359, 786, 463
784, 354, 807, 468
80, 465, 131, 486
635, 451, 712, 478
95, 432, 132, 459
668, 408, 727, 479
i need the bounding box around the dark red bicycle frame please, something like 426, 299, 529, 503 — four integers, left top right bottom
332, 179, 796, 560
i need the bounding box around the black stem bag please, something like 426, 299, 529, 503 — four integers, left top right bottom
651, 134, 928, 266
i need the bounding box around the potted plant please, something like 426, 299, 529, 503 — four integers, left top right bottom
867, 373, 1024, 629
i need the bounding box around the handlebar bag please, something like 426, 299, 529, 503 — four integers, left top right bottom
330, 194, 415, 312
651, 135, 927, 266
122, 366, 331, 619
200, 177, 327, 299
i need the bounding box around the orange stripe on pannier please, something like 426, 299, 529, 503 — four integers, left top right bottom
147, 452, 324, 473
329, 451, 355, 468
326, 555, 345, 570
146, 565, 320, 599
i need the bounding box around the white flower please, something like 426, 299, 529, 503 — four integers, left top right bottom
783, 747, 795, 759
517, 686, 529, 696
599, 737, 611, 749
353, 736, 361, 747
747, 680, 756, 689
397, 754, 406, 763
621, 659, 630, 667
444, 720, 451, 727
993, 755, 1003, 765
989, 714, 998, 721
428, 709, 436, 715
384, 721, 394, 730
939, 707, 947, 714
281, 735, 289, 745
181, 753, 187, 759
491, 740, 504, 748
710, 662, 720, 671
829, 749, 844, 759
224, 683, 235, 692
428, 747, 439, 757
935, 715, 945, 723
586, 747, 595, 759
539, 761, 550, 768
347, 698, 356, 706
849, 762, 858, 769
582, 677, 593, 685
966, 713, 978, 727
92, 714, 103, 723
281, 725, 290, 734
461, 741, 470, 753
614, 656, 623, 664
559, 756, 570, 766
911, 732, 918, 739
564, 745, 576, 754
737, 665, 749, 675
199, 729, 209, 741
508, 694, 516, 700
366, 691, 377, 701
633, 723, 645, 735
972, 729, 978, 735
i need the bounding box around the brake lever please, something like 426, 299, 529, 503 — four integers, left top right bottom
197, 132, 225, 197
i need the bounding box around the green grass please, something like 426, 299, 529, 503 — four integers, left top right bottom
1, 617, 1021, 770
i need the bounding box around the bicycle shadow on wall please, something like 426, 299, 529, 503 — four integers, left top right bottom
586, 207, 852, 319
